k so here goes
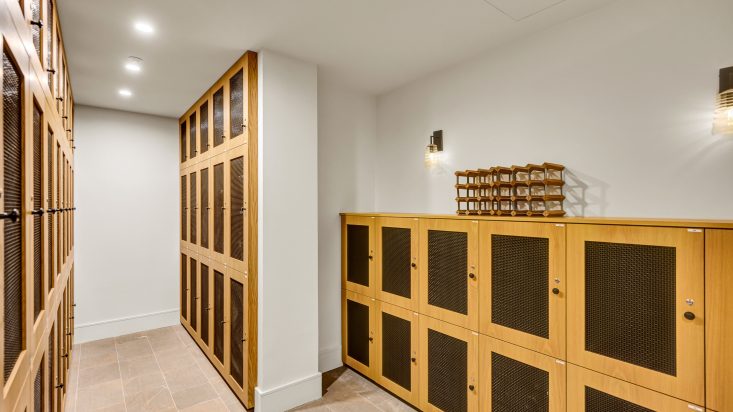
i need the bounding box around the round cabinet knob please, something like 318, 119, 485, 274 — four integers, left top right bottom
411, 263, 417, 268
468, 273, 476, 280
552, 288, 560, 295
468, 384, 475, 391
368, 337, 374, 343
368, 255, 374, 260
684, 312, 695, 320
411, 357, 416, 363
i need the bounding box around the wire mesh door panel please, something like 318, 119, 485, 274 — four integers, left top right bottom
228, 67, 246, 148
180, 170, 187, 242
190, 171, 197, 246
211, 85, 227, 156
419, 219, 479, 331
189, 111, 197, 161
479, 221, 566, 359
211, 155, 227, 264
479, 335, 566, 412
199, 163, 210, 255
343, 216, 376, 297
213, 266, 226, 369
419, 316, 478, 412
189, 257, 198, 333
376, 301, 418, 406
226, 145, 247, 273
180, 120, 187, 164
228, 267, 247, 391
200, 258, 211, 348
376, 217, 418, 311
199, 99, 210, 155
567, 225, 704, 405
47, 128, 54, 291
343, 290, 375, 378
181, 253, 188, 322
33, 100, 44, 323
567, 364, 698, 412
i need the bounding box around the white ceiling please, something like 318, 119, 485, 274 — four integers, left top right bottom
58, 0, 615, 118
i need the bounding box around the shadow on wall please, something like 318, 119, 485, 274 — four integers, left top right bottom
564, 169, 609, 217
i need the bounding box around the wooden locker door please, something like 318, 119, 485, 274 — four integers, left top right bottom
478, 221, 566, 359
567, 224, 705, 405
210, 84, 227, 158
46, 127, 54, 295
188, 109, 197, 162
56, 305, 64, 404
342, 290, 376, 378
418, 316, 478, 412
226, 144, 247, 273
30, 92, 46, 349
342, 215, 376, 297
419, 219, 479, 331
376, 217, 418, 311
210, 154, 226, 265
198, 161, 211, 258
706, 229, 733, 412
180, 168, 188, 244
227, 266, 248, 403
48, 321, 56, 412
211, 260, 227, 371
199, 98, 211, 157
226, 64, 246, 149
189, 169, 198, 253
189, 255, 199, 336
179, 119, 187, 165
567, 364, 701, 412
31, 353, 44, 412
199, 256, 212, 351
180, 252, 189, 325
376, 301, 418, 407
479, 335, 566, 412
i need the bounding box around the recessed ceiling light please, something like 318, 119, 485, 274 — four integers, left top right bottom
133, 21, 154, 34
125, 56, 143, 72
118, 88, 133, 97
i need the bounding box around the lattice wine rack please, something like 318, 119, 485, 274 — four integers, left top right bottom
455, 163, 565, 217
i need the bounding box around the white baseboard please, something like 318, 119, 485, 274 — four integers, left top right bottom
74, 308, 180, 344
255, 372, 322, 412
319, 345, 343, 372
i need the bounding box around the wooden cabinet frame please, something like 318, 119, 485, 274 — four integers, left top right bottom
568, 364, 701, 411
342, 215, 376, 297
478, 221, 566, 358
479, 335, 566, 412
342, 290, 376, 377
418, 219, 478, 331
376, 301, 419, 406
706, 229, 733, 411
567, 224, 705, 405
376, 217, 418, 310
418, 316, 478, 412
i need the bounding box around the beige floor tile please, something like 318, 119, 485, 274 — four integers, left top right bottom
148, 333, 187, 352
79, 351, 117, 370
80, 338, 117, 358
125, 385, 176, 412
170, 382, 218, 410
122, 371, 167, 397
164, 364, 208, 393
77, 362, 121, 388
119, 354, 160, 381
226, 400, 247, 412
116, 338, 154, 360
76, 379, 125, 412
115, 331, 146, 345
180, 397, 229, 412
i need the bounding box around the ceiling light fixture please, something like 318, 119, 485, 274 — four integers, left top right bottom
118, 88, 133, 97
133, 21, 154, 34
125, 56, 143, 73
713, 67, 733, 135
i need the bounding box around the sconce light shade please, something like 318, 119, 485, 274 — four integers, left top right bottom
713, 67, 733, 135
425, 130, 444, 168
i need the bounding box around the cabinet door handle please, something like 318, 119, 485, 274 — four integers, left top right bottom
0, 209, 20, 223
411, 263, 417, 268
468, 273, 476, 280
684, 311, 695, 320
30, 19, 44, 28
31, 208, 45, 216
552, 288, 560, 295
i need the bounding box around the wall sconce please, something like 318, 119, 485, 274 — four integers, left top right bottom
424, 130, 444, 168
713, 66, 733, 135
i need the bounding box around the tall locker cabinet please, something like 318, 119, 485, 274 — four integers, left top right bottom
1, 0, 76, 410
179, 51, 257, 409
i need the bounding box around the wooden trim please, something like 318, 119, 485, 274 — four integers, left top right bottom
706, 229, 733, 411
375, 217, 419, 311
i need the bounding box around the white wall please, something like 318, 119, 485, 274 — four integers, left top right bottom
256, 50, 321, 411
74, 106, 180, 343
317, 78, 377, 371
375, 0, 733, 219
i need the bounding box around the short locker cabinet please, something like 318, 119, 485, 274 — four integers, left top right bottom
567, 364, 700, 412
479, 336, 566, 412
419, 316, 478, 412
343, 216, 376, 297
376, 217, 418, 311
419, 219, 479, 331
376, 301, 419, 406
567, 225, 705, 405
479, 221, 566, 358
342, 290, 376, 377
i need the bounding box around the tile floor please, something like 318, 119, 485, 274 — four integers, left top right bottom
68, 325, 413, 412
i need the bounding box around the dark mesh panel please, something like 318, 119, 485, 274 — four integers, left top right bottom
428, 230, 468, 315
181, 254, 188, 319
381, 227, 411, 298
200, 102, 209, 153
585, 241, 677, 376
230, 279, 244, 387
201, 264, 209, 346
230, 156, 244, 261
181, 175, 187, 241
47, 130, 53, 290
491, 352, 549, 411
347, 225, 369, 287
48, 324, 54, 410
230, 69, 244, 137
491, 235, 549, 338
31, 0, 41, 58
214, 270, 224, 362
189, 112, 196, 159
347, 300, 370, 366
200, 168, 209, 249
585, 386, 653, 412
190, 258, 197, 330
4, 51, 24, 381
34, 360, 42, 412
214, 163, 224, 253
46, 0, 54, 88
190, 172, 197, 244
180, 121, 186, 162
428, 329, 467, 412
34, 104, 43, 320
213, 88, 224, 147
381, 312, 411, 391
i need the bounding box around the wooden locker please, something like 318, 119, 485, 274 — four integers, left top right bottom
227, 267, 248, 405
342, 290, 376, 378
211, 153, 226, 264
706, 229, 733, 411
567, 364, 702, 412
376, 217, 419, 311
199, 257, 212, 349
180, 169, 188, 242
478, 221, 566, 358
211, 84, 227, 157
479, 335, 566, 412
199, 160, 210, 257
180, 252, 189, 324
376, 301, 419, 406
47, 127, 54, 292
567, 224, 705, 405
189, 255, 199, 334
342, 215, 376, 297
189, 170, 198, 247
180, 119, 187, 164
189, 110, 197, 161
418, 315, 478, 412
226, 144, 247, 273
419, 219, 479, 331
199, 98, 211, 156
212, 263, 227, 369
